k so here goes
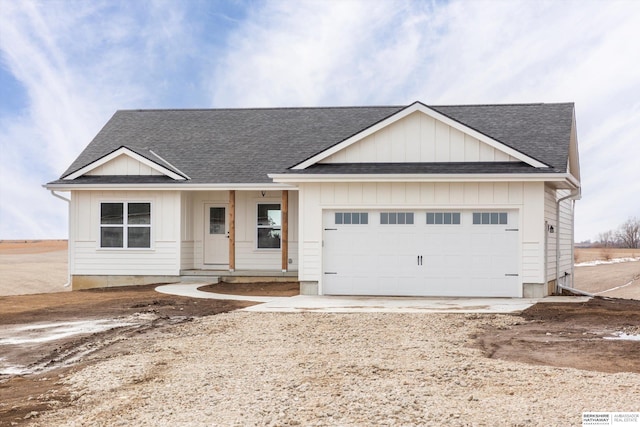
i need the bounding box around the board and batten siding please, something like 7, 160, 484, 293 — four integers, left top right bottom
320, 112, 519, 164
69, 190, 181, 276
297, 181, 547, 287
188, 190, 299, 271
86, 154, 163, 176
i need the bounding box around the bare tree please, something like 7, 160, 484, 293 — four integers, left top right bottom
617, 217, 640, 248
598, 230, 615, 248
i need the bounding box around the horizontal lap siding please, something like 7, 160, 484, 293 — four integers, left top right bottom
70, 190, 180, 276
73, 241, 179, 275
544, 188, 558, 282
558, 194, 574, 282
522, 242, 542, 282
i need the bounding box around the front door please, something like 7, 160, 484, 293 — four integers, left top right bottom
204, 204, 229, 265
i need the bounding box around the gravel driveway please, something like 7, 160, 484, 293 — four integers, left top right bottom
32, 311, 640, 426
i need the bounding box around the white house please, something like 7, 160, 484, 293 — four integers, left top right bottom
46, 102, 581, 297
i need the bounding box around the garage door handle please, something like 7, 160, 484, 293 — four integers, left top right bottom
505, 273, 519, 276
417, 255, 423, 266
505, 228, 519, 231
324, 228, 337, 231
324, 272, 337, 275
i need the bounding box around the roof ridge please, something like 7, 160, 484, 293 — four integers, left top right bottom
116, 105, 406, 113
431, 102, 574, 107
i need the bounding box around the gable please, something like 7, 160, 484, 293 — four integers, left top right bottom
63, 147, 187, 181
320, 111, 520, 164
86, 153, 163, 176
294, 102, 549, 170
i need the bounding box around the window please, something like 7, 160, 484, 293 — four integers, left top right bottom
100, 202, 151, 248
257, 203, 281, 249
426, 212, 461, 225
472, 212, 508, 225
380, 212, 414, 225
335, 212, 368, 225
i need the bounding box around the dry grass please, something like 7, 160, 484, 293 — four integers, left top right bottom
574, 247, 639, 263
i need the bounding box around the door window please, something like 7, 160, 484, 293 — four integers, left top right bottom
209, 207, 226, 234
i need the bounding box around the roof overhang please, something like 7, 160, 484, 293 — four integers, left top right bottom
44, 182, 297, 191
270, 172, 580, 190
291, 102, 550, 170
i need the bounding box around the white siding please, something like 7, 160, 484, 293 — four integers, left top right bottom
558, 190, 575, 285
181, 192, 195, 270
86, 154, 162, 176
544, 187, 557, 282
543, 187, 575, 286
297, 181, 546, 289
321, 112, 519, 164
69, 190, 181, 276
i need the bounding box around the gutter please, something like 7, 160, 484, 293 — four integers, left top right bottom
49, 190, 72, 288
555, 188, 581, 294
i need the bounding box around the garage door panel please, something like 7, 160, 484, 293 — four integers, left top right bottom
323, 210, 520, 297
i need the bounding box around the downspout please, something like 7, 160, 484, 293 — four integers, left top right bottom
555, 189, 581, 294
49, 190, 72, 288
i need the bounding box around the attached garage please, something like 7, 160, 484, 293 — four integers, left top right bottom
322, 209, 521, 297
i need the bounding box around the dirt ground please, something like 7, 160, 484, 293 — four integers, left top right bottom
476, 297, 640, 374
1, 242, 639, 425
199, 281, 299, 297
0, 285, 257, 425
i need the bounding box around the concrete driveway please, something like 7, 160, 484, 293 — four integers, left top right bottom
155, 283, 589, 314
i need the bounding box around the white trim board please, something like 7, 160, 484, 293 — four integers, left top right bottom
64, 147, 188, 181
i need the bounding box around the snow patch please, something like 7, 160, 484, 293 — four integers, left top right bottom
575, 257, 640, 267
0, 319, 135, 345
604, 332, 640, 341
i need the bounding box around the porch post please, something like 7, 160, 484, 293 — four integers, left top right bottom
281, 190, 288, 272
229, 190, 236, 272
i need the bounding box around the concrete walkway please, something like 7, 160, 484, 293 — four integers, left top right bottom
155, 283, 590, 314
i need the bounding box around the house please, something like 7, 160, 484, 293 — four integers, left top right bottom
45, 102, 581, 298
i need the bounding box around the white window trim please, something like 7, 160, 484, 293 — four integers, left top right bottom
256, 202, 282, 250
98, 201, 154, 250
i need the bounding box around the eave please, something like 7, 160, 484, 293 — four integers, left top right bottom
43, 182, 297, 191
269, 172, 580, 190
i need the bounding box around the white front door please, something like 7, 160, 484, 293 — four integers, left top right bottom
204, 204, 229, 265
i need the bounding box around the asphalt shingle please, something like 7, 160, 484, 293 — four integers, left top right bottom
55, 103, 574, 185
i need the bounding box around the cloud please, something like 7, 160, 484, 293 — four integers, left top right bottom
0, 0, 225, 238
211, 0, 640, 241
1, 0, 638, 241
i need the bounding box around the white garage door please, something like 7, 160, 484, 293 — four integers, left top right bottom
322, 210, 520, 297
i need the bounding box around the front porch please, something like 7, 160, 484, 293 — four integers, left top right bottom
180, 189, 299, 275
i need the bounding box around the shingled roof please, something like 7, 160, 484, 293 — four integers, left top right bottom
54, 102, 574, 185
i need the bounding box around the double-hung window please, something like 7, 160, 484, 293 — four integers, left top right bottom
257, 203, 281, 249
100, 202, 151, 248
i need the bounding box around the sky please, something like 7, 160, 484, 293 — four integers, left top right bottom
0, 0, 639, 243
